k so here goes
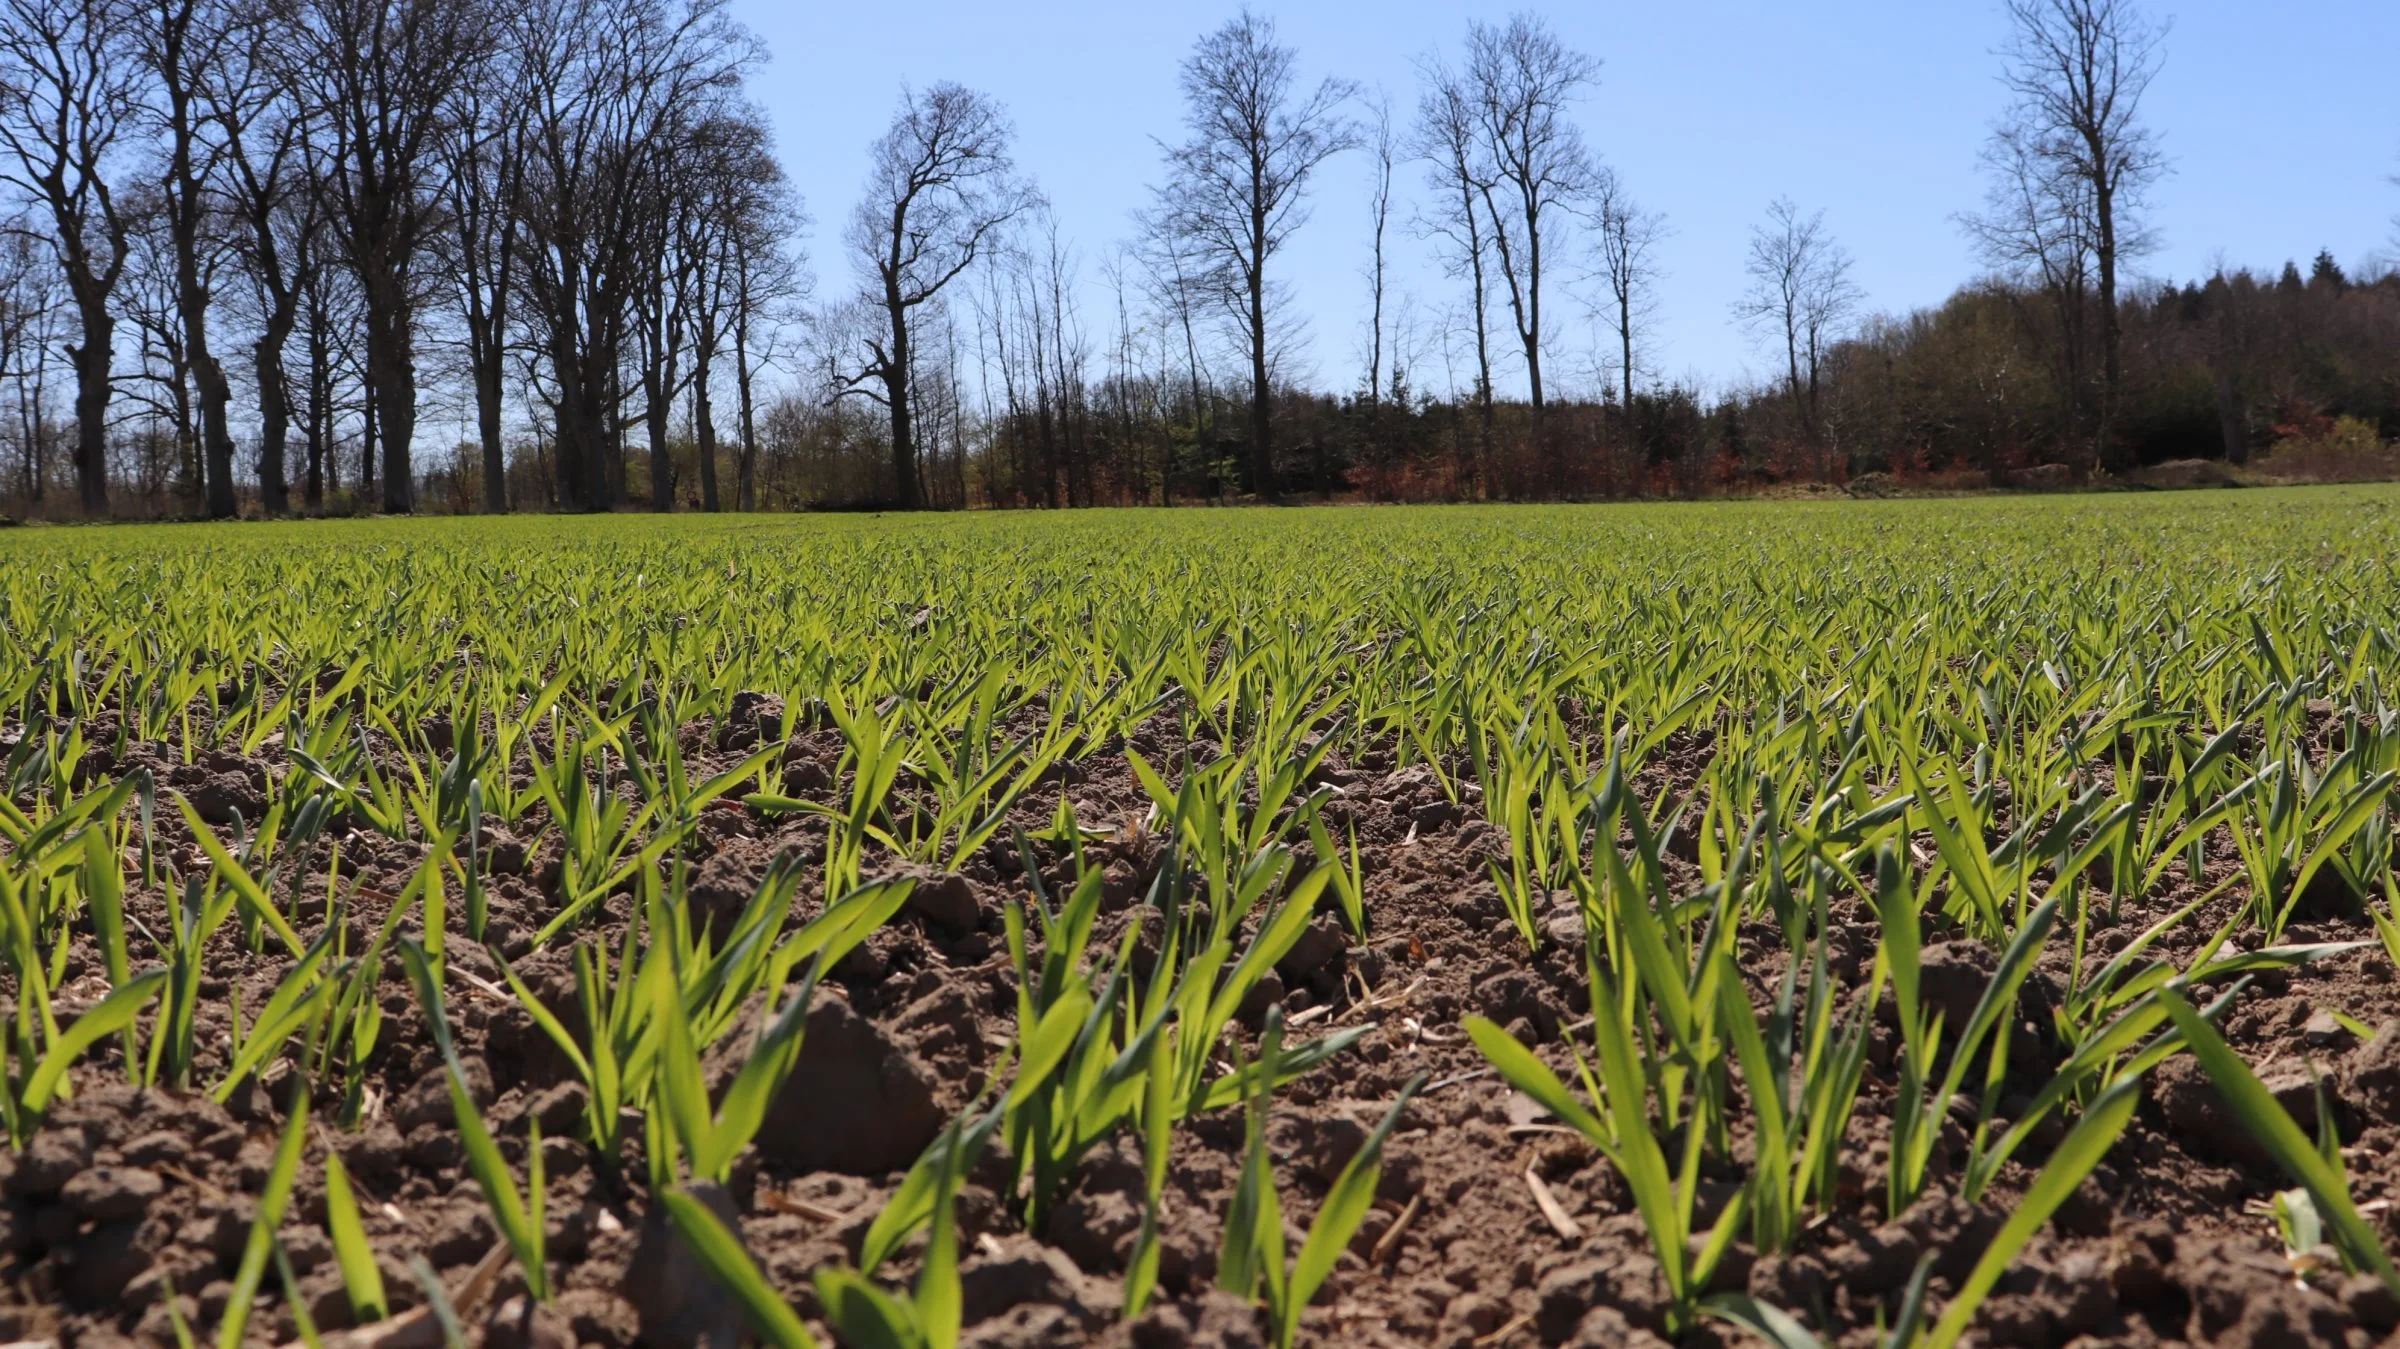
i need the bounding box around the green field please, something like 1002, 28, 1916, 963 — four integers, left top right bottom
6, 486, 2400, 1344
12, 486, 2400, 754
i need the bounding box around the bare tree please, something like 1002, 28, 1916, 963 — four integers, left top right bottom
0, 0, 140, 513
728, 162, 806, 512
293, 211, 336, 503
117, 187, 197, 498
1461, 13, 1600, 492
133, 0, 251, 516
677, 109, 782, 512
514, 0, 758, 512
434, 8, 527, 513
1995, 0, 2166, 468
844, 81, 1033, 509
1587, 172, 1665, 413
1411, 60, 1494, 494
634, 141, 693, 512
0, 228, 65, 505
1360, 89, 1394, 401
1962, 122, 2096, 446
282, 0, 490, 513
204, 2, 317, 515
1154, 10, 1354, 502
1133, 222, 1215, 504
1735, 197, 1859, 462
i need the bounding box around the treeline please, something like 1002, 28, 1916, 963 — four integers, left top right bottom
0, 0, 798, 518
1823, 255, 2400, 483
748, 257, 2400, 508
1, 0, 2394, 518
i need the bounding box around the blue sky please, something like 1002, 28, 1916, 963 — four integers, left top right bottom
726, 0, 2400, 398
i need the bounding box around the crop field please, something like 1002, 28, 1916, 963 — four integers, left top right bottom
8, 487, 2400, 1349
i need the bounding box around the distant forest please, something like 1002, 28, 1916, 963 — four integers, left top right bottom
1, 0, 2394, 517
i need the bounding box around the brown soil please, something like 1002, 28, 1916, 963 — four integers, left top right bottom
8, 716, 2400, 1349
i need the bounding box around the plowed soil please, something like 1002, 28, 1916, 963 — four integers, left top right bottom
9, 714, 2400, 1349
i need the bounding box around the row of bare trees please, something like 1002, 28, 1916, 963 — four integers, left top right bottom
1, 0, 2383, 516
724, 7, 1699, 510
777, 0, 2260, 509
0, 0, 803, 517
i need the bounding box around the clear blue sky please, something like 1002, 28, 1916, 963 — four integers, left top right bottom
726, 0, 2400, 398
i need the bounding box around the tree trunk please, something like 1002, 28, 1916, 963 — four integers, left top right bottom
882, 293, 919, 508
170, 186, 237, 514
1523, 218, 1552, 495
734, 313, 757, 511
599, 364, 624, 510
468, 263, 510, 513
364, 284, 413, 512
693, 343, 719, 512
565, 351, 610, 512
304, 304, 328, 507
1783, 317, 1806, 441
13, 374, 34, 503
1460, 181, 1494, 500
66, 305, 111, 514
2094, 169, 2122, 472
1247, 255, 1274, 502
1618, 309, 1634, 414
255, 331, 291, 514
2215, 369, 2247, 465
360, 381, 377, 501
645, 361, 674, 512
477, 354, 506, 512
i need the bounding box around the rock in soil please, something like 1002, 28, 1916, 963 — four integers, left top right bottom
59, 1166, 162, 1222
897, 866, 983, 936
485, 1294, 577, 1349
626, 1181, 749, 1349
8, 1130, 91, 1197
747, 992, 945, 1175
2346, 1018, 2400, 1118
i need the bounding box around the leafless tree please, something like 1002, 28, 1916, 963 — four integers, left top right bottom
0, 228, 65, 504
1586, 171, 1666, 413
1411, 60, 1494, 494
1153, 10, 1354, 502
1962, 122, 2097, 445
1132, 220, 1216, 502
203, 3, 317, 515
116, 186, 197, 498
634, 144, 693, 512
132, 0, 252, 516
1994, 0, 2167, 468
434, 5, 527, 513
673, 109, 782, 512
727, 162, 807, 512
514, 0, 758, 512
1360, 89, 1394, 401
844, 81, 1033, 509
279, 0, 491, 513
0, 0, 141, 513
979, 209, 1095, 507
1460, 13, 1600, 492
1736, 197, 1860, 458
292, 203, 353, 505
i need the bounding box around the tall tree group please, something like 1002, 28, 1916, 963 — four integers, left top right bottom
0, 0, 2390, 517
0, 0, 802, 517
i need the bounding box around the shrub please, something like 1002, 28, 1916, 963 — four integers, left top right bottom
2254, 416, 2400, 483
